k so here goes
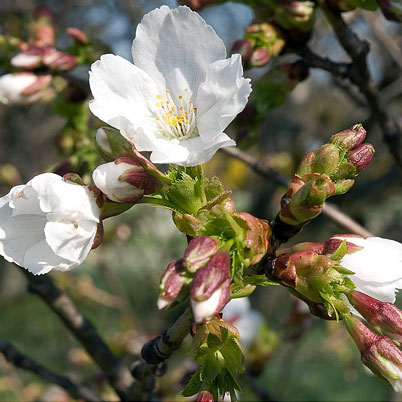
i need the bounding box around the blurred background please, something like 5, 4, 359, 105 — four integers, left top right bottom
0, 0, 401, 400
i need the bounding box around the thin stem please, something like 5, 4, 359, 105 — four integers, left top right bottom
0, 338, 101, 401
21, 269, 135, 401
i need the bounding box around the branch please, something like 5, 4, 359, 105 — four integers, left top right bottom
130, 307, 193, 400
318, 0, 402, 174
21, 269, 135, 401
0, 338, 100, 401
221, 147, 374, 238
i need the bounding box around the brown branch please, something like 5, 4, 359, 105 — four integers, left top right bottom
129, 307, 193, 400
21, 269, 135, 401
318, 0, 402, 174
0, 338, 101, 401
221, 146, 374, 238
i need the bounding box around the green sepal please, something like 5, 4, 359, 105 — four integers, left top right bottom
100, 201, 134, 219
181, 367, 203, 397
331, 240, 347, 262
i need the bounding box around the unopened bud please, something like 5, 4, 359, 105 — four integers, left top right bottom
347, 143, 375, 173
344, 314, 402, 392
191, 250, 231, 323
92, 158, 161, 203
330, 124, 366, 150
197, 391, 214, 402
95, 127, 134, 161
347, 291, 402, 346
11, 48, 42, 69
42, 49, 77, 71
66, 27, 89, 44
274, 1, 316, 32
250, 48, 270, 67
235, 212, 273, 265
158, 259, 188, 310
232, 39, 253, 61
312, 144, 340, 176
0, 73, 51, 105
183, 236, 219, 273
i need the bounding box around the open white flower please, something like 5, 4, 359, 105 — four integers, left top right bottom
0, 173, 100, 275
89, 5, 251, 166
335, 236, 402, 303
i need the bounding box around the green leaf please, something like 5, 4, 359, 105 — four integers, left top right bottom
331, 240, 347, 262
204, 177, 225, 201
201, 353, 222, 384
207, 333, 222, 350
182, 368, 203, 397
220, 337, 244, 377
244, 274, 279, 287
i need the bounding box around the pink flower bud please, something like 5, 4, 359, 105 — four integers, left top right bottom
250, 47, 270, 67
347, 291, 402, 346
11, 50, 43, 69
330, 124, 366, 150
197, 391, 214, 402
231, 39, 253, 61
344, 314, 402, 392
190, 250, 231, 323
66, 27, 89, 44
42, 49, 77, 71
347, 143, 375, 173
183, 236, 219, 273
157, 259, 187, 310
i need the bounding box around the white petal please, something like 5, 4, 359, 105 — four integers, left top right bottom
353, 279, 402, 304
89, 54, 158, 137
191, 287, 222, 323
340, 237, 402, 283
0, 214, 46, 266
0, 73, 37, 105
149, 133, 235, 166
200, 2, 255, 51
132, 6, 226, 95
196, 54, 251, 142
223, 297, 251, 319
45, 220, 97, 263
23, 239, 75, 275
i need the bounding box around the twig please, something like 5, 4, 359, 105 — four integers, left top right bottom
129, 307, 193, 400
21, 269, 135, 401
221, 147, 374, 237
0, 338, 101, 401
318, 0, 402, 174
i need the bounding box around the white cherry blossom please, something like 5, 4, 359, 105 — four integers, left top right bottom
89, 5, 251, 166
335, 236, 402, 303
0, 173, 100, 275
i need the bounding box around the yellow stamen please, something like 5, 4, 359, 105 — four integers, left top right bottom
167, 116, 178, 126
156, 94, 162, 100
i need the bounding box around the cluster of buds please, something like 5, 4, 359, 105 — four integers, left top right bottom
344, 313, 402, 392
232, 23, 285, 68
278, 124, 374, 228
158, 236, 231, 323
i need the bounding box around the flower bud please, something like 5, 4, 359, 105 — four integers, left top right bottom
157, 259, 188, 310
0, 73, 52, 105
191, 250, 231, 323
183, 236, 219, 273
95, 127, 135, 162
231, 39, 253, 61
281, 174, 335, 225
347, 291, 402, 346
344, 314, 402, 392
197, 391, 214, 402
92, 158, 161, 203
235, 212, 273, 265
274, 1, 316, 32
42, 49, 77, 71
11, 48, 43, 69
347, 143, 375, 174
66, 27, 89, 44
296, 151, 314, 176
272, 251, 333, 302
312, 144, 340, 176
250, 47, 270, 67
380, 0, 402, 22
330, 124, 366, 150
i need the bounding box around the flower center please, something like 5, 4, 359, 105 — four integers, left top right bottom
154, 88, 198, 140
